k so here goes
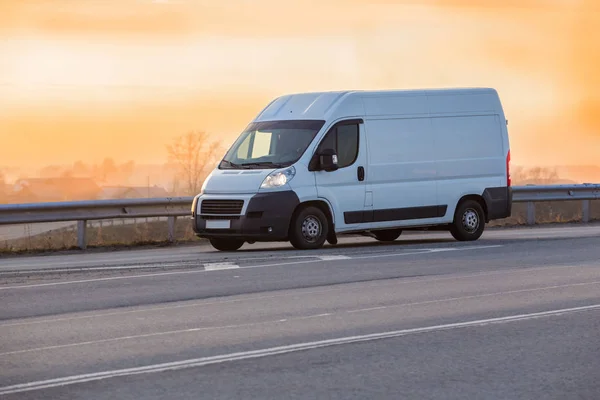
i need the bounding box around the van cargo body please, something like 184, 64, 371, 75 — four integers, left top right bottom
191, 88, 512, 251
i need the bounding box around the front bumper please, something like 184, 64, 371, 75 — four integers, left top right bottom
192, 190, 300, 241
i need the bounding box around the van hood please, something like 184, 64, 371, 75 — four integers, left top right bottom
202, 168, 277, 194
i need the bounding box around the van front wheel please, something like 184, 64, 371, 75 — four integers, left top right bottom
290, 206, 329, 250
450, 200, 485, 241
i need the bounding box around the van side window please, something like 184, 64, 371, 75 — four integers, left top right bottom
337, 124, 359, 168
316, 123, 359, 169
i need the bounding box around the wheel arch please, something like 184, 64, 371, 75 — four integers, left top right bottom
456, 194, 489, 222
290, 200, 335, 235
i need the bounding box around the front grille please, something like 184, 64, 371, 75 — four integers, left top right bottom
200, 199, 244, 215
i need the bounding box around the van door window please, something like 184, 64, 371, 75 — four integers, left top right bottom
316, 123, 359, 169
337, 124, 359, 168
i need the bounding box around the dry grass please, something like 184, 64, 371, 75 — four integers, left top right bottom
0, 200, 598, 255
0, 217, 199, 256
488, 200, 599, 227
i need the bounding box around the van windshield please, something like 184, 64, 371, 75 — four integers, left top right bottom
220, 120, 325, 169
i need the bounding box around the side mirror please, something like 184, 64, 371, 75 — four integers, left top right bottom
319, 148, 338, 172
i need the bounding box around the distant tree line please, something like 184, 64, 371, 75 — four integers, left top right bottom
38, 158, 136, 186
511, 166, 560, 185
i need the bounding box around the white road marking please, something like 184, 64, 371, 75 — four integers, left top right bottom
0, 259, 321, 290
297, 313, 331, 319
0, 263, 194, 275
0, 311, 332, 357
347, 306, 388, 313
1, 303, 599, 395
3, 279, 599, 355
0, 321, 262, 356
1, 262, 597, 328
344, 280, 600, 313
203, 263, 240, 271
352, 244, 503, 260
317, 255, 352, 261
0, 245, 502, 290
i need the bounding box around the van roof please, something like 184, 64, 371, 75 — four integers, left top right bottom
278, 87, 496, 97
253, 87, 502, 123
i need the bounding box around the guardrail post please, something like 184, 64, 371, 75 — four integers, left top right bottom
582, 200, 590, 223
527, 202, 535, 225
167, 216, 176, 243
77, 220, 87, 249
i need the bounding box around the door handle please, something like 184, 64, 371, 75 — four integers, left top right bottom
357, 166, 365, 182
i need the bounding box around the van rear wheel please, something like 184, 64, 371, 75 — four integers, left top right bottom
209, 238, 245, 252
373, 229, 402, 242
289, 206, 329, 250
450, 200, 485, 241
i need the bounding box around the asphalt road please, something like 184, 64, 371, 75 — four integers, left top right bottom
0, 225, 599, 399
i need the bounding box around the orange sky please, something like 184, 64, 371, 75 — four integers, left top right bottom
1, 0, 599, 170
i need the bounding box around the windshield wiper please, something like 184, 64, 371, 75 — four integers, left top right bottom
221, 160, 248, 169
240, 161, 287, 168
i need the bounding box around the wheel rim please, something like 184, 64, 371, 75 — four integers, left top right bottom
462, 208, 480, 233
301, 215, 322, 243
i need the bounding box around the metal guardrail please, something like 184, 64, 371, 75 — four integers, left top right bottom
511, 184, 600, 225
0, 197, 193, 249
0, 184, 598, 249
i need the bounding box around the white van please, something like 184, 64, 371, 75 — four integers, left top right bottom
191, 88, 512, 251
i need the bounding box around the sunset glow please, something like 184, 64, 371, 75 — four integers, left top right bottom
1, 0, 599, 171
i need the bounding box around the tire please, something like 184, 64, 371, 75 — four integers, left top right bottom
289, 206, 329, 250
373, 229, 402, 242
209, 238, 245, 251
449, 199, 485, 241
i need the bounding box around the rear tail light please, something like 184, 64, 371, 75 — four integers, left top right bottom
506, 150, 511, 187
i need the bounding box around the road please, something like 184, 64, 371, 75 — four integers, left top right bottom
0, 225, 599, 399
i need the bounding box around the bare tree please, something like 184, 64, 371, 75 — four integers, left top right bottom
167, 131, 222, 195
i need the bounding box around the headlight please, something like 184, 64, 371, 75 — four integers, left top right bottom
260, 166, 296, 189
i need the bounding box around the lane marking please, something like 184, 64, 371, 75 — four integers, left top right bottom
0, 245, 502, 290
345, 280, 600, 313
0, 260, 319, 290
347, 306, 388, 313
0, 253, 208, 270
0, 322, 258, 356
0, 312, 334, 356
1, 303, 599, 395
0, 263, 198, 275
352, 245, 503, 260
297, 313, 331, 319
3, 279, 600, 354
203, 263, 240, 271
317, 255, 352, 261
1, 262, 598, 328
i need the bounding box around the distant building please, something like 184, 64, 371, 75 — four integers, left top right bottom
98, 185, 170, 199
12, 177, 102, 203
